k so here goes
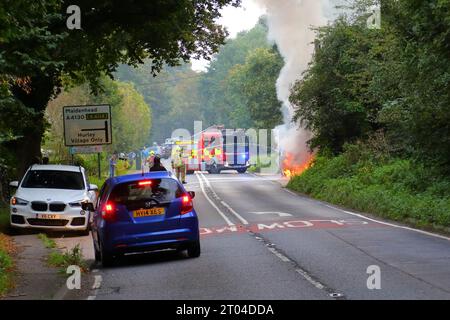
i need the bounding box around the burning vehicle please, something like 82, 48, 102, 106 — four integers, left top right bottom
281, 152, 315, 178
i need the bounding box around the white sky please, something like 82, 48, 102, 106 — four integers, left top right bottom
191, 0, 266, 72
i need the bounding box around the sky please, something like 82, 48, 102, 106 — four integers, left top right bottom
190, 0, 266, 72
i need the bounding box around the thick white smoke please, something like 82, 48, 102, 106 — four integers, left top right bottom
255, 0, 333, 167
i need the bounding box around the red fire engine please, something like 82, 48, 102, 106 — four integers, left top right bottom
185, 126, 250, 174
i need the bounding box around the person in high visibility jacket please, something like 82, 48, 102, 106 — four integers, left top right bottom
147, 150, 155, 172
171, 145, 187, 184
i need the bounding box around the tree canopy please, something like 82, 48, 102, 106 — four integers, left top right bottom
116, 18, 284, 142
226, 47, 283, 129
289, 0, 450, 168
0, 0, 240, 176
44, 77, 152, 161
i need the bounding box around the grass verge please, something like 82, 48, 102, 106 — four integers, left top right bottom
37, 233, 56, 249
0, 206, 9, 234
287, 150, 450, 233
0, 233, 16, 297
249, 154, 279, 173
88, 159, 133, 191
37, 234, 88, 274
47, 244, 88, 273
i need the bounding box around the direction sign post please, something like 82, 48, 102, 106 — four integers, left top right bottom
69, 145, 104, 154
97, 152, 101, 180
64, 105, 112, 179
63, 104, 112, 147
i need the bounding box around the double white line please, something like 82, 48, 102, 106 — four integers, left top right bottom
195, 172, 248, 226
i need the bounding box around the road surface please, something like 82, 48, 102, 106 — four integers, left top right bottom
64, 171, 450, 300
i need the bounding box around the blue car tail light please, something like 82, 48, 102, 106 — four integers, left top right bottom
181, 194, 193, 215
102, 202, 116, 222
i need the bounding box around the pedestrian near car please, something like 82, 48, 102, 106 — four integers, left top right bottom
150, 156, 167, 172
171, 145, 187, 184
147, 151, 156, 172
109, 153, 117, 178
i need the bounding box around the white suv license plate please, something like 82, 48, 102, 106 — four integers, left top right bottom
36, 214, 60, 219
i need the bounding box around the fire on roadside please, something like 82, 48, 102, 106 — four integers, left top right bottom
282, 152, 315, 179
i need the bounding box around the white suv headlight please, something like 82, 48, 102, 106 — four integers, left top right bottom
69, 199, 89, 207
69, 202, 81, 207
11, 197, 28, 206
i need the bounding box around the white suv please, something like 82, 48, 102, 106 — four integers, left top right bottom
9, 164, 98, 234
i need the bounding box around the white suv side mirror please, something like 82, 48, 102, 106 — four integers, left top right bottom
89, 184, 98, 191
9, 181, 19, 188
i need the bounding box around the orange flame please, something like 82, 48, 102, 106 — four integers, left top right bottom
282, 152, 315, 179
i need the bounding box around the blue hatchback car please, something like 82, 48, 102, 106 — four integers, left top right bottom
86, 172, 200, 266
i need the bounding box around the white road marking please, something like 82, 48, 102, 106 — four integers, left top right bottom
220, 201, 249, 225
283, 189, 299, 197
200, 172, 249, 225
195, 172, 235, 226
267, 247, 291, 262
248, 172, 283, 187
250, 211, 293, 217
323, 204, 450, 242
263, 238, 328, 292
201, 172, 212, 188
250, 172, 450, 242
294, 268, 325, 290
86, 273, 103, 300
92, 275, 102, 289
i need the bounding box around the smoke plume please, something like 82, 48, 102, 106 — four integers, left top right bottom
255, 0, 331, 167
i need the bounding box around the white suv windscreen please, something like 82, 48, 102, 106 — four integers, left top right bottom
21, 170, 85, 190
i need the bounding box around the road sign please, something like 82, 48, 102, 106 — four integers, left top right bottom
69, 145, 103, 155
63, 104, 112, 146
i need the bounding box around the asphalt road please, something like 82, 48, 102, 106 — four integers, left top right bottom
65, 170, 450, 300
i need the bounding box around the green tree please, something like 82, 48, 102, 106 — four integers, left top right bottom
115, 17, 279, 141
289, 18, 384, 153
115, 82, 152, 151
226, 47, 283, 129
289, 0, 450, 168
115, 63, 202, 142
0, 0, 240, 176
377, 0, 450, 166
44, 84, 91, 162
44, 78, 151, 160
198, 17, 274, 127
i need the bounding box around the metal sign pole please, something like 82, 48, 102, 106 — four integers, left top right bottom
98, 153, 101, 179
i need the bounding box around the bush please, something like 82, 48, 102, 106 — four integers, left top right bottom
0, 248, 13, 295
288, 144, 450, 230
0, 207, 9, 234
0, 233, 15, 296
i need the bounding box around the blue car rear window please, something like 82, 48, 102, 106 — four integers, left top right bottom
109, 178, 182, 204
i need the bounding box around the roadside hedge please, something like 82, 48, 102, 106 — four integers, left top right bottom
287, 150, 450, 230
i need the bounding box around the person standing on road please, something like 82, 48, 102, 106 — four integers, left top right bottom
150, 156, 167, 172
171, 145, 187, 184
147, 150, 155, 172
109, 153, 117, 178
